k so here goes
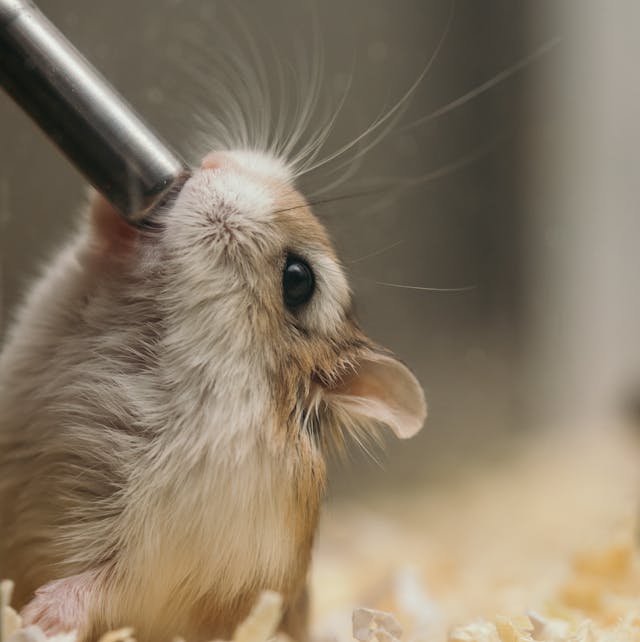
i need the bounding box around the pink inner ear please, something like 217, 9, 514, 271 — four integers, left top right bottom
327, 352, 427, 439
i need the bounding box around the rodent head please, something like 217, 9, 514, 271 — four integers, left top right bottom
90, 149, 426, 461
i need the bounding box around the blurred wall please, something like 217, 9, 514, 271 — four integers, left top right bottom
0, 1, 560, 490
525, 1, 640, 429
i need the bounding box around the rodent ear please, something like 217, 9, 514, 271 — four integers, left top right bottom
88, 190, 138, 254
326, 351, 427, 439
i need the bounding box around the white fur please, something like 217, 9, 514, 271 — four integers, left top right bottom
297, 248, 351, 337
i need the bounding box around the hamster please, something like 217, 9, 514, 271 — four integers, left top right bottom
0, 149, 426, 642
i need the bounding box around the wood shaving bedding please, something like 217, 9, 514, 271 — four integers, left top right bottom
3, 425, 640, 642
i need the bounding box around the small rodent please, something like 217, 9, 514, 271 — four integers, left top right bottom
0, 149, 426, 642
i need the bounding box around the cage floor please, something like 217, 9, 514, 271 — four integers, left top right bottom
310, 424, 640, 642
3, 425, 640, 642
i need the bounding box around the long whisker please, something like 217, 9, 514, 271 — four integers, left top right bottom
299, 135, 502, 219
307, 96, 409, 196
297, 0, 457, 178
289, 56, 356, 174
399, 134, 504, 187
349, 240, 404, 264
278, 12, 325, 163
273, 187, 390, 215
403, 36, 561, 132
374, 281, 476, 293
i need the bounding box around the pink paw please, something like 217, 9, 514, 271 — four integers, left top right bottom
21, 571, 96, 636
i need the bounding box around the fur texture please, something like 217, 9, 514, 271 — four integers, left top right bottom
0, 150, 426, 642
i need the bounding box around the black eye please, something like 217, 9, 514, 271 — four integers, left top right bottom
283, 255, 315, 308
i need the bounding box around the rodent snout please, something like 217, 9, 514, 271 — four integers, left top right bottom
201, 151, 237, 172
199, 149, 293, 184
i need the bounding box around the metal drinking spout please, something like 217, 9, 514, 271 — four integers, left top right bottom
0, 0, 189, 223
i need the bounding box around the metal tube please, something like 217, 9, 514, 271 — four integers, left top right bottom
0, 0, 188, 223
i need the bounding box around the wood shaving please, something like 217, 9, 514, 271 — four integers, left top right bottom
353, 608, 403, 642
2, 580, 22, 642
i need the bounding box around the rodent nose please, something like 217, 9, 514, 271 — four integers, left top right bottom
201, 151, 237, 171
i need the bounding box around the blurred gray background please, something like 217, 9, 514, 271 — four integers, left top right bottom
1, 1, 638, 494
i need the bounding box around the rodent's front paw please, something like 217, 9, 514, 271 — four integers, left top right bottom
21, 571, 97, 636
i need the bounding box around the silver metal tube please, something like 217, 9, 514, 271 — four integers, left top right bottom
0, 0, 189, 223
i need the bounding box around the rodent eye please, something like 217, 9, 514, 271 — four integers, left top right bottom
283, 254, 315, 309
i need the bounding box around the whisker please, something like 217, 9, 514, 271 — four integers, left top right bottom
289, 57, 356, 174
374, 281, 476, 293
181, 5, 273, 153
400, 134, 504, 186
297, 0, 457, 178
273, 187, 390, 215
301, 135, 502, 219
256, 16, 290, 156
279, 13, 326, 163
403, 36, 561, 131
307, 97, 409, 196
349, 240, 404, 264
